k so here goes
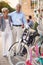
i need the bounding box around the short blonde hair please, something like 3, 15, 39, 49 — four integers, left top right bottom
1, 7, 9, 12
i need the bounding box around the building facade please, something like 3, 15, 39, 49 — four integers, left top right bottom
20, 0, 43, 20
0, 0, 43, 20
20, 0, 35, 19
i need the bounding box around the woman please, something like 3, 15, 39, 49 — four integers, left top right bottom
0, 8, 13, 57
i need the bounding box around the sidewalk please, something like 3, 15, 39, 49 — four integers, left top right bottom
0, 32, 26, 65
0, 34, 10, 65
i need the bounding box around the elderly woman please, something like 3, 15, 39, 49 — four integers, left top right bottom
0, 8, 13, 57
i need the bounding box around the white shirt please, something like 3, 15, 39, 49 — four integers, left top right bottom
5, 19, 11, 33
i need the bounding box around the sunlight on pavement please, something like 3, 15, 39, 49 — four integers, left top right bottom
0, 32, 10, 65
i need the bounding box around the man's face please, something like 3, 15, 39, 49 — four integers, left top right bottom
16, 4, 21, 12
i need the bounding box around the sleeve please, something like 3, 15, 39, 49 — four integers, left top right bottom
9, 12, 13, 16
0, 16, 3, 31
0, 17, 1, 28
10, 16, 13, 22
9, 16, 13, 28
0, 16, 2, 28
22, 14, 29, 28
22, 14, 27, 24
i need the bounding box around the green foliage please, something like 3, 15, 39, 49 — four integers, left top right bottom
0, 1, 15, 12
33, 22, 38, 30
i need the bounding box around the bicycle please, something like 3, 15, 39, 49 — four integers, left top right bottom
15, 36, 43, 65
8, 28, 40, 65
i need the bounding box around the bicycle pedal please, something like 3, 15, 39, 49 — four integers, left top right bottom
20, 53, 24, 56
14, 53, 16, 56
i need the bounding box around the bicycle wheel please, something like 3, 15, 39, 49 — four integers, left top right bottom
8, 42, 28, 65
35, 36, 43, 45
16, 61, 25, 65
32, 58, 42, 65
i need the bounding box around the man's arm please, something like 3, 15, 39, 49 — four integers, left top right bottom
0, 16, 2, 30
9, 11, 14, 16
9, 12, 14, 26
22, 14, 29, 28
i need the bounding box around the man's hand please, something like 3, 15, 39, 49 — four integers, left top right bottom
22, 24, 24, 28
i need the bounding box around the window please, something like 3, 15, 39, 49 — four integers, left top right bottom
31, 0, 37, 9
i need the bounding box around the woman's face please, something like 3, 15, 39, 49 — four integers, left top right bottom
2, 10, 9, 16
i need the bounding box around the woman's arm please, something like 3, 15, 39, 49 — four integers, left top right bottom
0, 16, 2, 28
9, 16, 13, 30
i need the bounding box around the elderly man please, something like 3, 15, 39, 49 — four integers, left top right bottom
10, 4, 28, 54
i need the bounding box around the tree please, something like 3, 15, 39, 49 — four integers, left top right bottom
0, 1, 15, 12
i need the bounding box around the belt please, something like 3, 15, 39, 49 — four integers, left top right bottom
13, 24, 22, 27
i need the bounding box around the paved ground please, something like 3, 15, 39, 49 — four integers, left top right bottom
0, 31, 40, 65
0, 32, 10, 65
0, 31, 26, 65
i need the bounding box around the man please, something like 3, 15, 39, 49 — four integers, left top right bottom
10, 4, 28, 54
27, 15, 34, 28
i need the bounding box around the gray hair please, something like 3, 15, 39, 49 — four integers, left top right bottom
16, 3, 21, 8
1, 7, 9, 12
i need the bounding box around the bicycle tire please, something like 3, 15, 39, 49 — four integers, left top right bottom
8, 42, 29, 65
